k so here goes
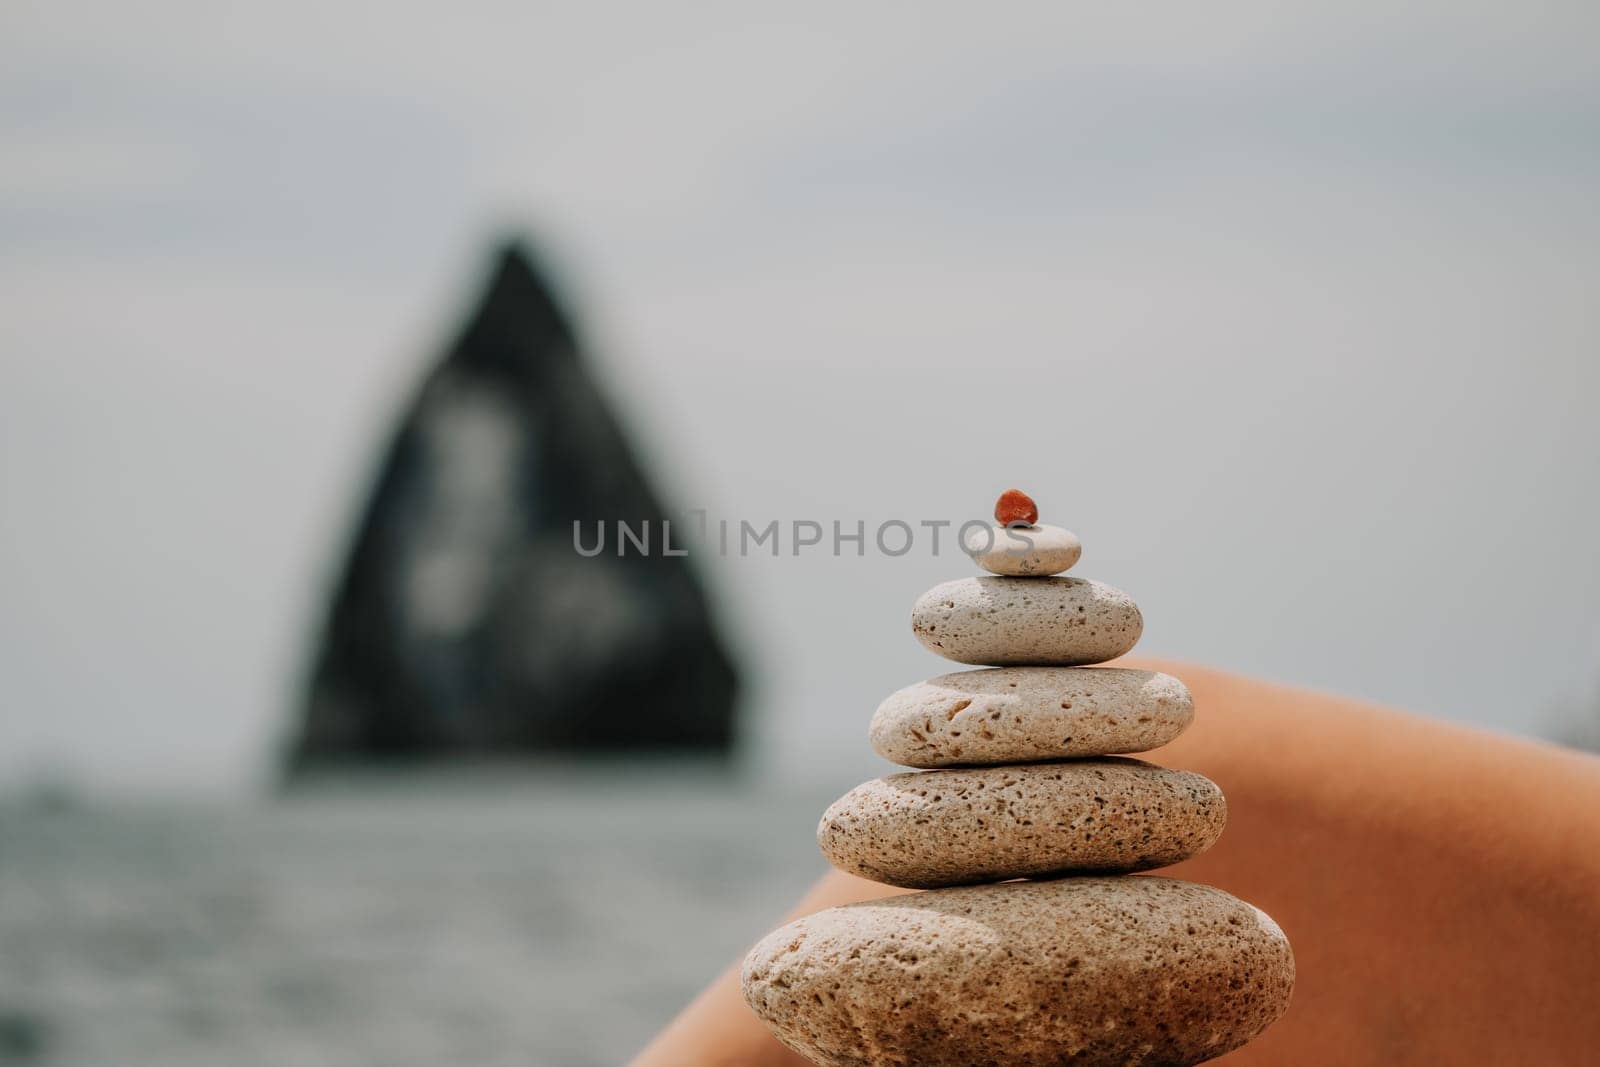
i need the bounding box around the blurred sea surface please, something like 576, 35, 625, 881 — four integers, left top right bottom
0, 765, 842, 1067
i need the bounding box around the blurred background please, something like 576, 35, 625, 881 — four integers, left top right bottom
2, 2, 1598, 1064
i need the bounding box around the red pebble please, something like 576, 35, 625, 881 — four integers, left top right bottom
994, 488, 1038, 527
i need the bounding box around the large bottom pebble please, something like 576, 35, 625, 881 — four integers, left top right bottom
743, 876, 1294, 1067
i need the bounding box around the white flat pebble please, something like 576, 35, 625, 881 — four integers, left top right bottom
962, 523, 1082, 576
911, 576, 1142, 666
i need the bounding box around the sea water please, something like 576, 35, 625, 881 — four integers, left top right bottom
0, 765, 845, 1067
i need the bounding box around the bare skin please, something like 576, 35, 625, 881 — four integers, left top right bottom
632, 658, 1600, 1066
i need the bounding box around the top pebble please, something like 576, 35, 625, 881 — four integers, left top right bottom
994, 488, 1039, 527
973, 488, 1080, 577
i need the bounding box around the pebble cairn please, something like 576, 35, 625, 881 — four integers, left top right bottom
742, 492, 1294, 1067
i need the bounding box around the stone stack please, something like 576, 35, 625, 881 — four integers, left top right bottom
742, 493, 1294, 1067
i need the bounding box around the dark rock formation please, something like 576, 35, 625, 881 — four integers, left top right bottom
285, 241, 738, 774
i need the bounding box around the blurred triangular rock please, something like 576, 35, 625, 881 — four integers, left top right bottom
286, 240, 738, 774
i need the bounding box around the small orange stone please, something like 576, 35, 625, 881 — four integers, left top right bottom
994, 488, 1038, 527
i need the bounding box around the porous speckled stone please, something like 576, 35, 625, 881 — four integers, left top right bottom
962, 523, 1082, 577
817, 759, 1225, 888
742, 876, 1294, 1067
870, 666, 1192, 767
911, 576, 1142, 666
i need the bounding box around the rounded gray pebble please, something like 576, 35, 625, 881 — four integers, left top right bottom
870, 666, 1193, 766
817, 759, 1226, 888
911, 576, 1142, 666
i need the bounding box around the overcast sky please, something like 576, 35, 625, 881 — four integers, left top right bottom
2, 1, 1598, 792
